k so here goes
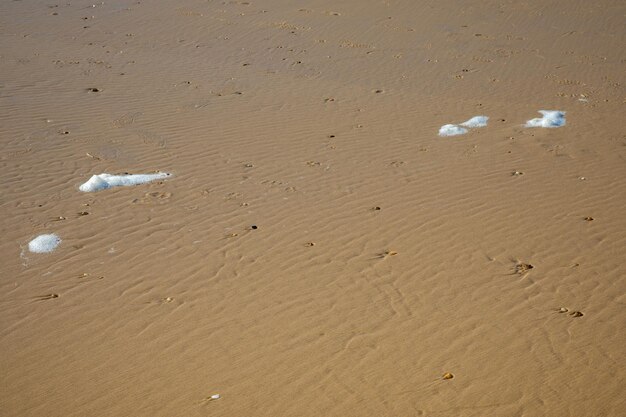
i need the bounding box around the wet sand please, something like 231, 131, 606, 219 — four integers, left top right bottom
1, 0, 625, 416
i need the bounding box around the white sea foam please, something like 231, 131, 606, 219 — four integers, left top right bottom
460, 115, 489, 128
79, 172, 171, 192
438, 124, 468, 137
525, 110, 566, 128
28, 234, 61, 253
439, 115, 488, 136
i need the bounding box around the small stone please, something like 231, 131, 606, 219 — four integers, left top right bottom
570, 311, 584, 318
583, 216, 594, 221
250, 225, 258, 230
557, 307, 568, 313
442, 372, 454, 380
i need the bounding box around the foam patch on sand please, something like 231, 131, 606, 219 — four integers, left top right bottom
28, 234, 61, 253
439, 115, 488, 136
525, 110, 566, 128
79, 172, 171, 192
438, 124, 468, 136
460, 115, 489, 128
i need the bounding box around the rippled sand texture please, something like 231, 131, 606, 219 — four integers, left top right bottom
1, 0, 625, 416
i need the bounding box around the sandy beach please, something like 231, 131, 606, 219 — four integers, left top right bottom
1, 0, 625, 416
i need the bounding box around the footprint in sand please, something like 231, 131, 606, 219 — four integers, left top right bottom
132, 191, 172, 204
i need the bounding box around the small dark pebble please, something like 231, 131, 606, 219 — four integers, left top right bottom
373, 206, 381, 211
250, 225, 258, 230
87, 87, 100, 92
584, 216, 594, 221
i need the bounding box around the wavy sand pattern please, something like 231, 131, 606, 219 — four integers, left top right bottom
1, 0, 625, 416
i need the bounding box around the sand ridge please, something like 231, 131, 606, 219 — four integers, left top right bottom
1, 0, 625, 416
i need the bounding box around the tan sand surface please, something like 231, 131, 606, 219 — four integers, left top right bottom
1, 0, 625, 416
